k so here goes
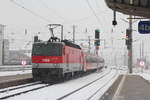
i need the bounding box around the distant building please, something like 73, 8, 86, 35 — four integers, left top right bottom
0, 24, 5, 65
3, 39, 10, 64
7, 50, 31, 65
0, 24, 31, 65
2, 39, 31, 65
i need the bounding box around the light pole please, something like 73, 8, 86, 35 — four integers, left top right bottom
73, 25, 76, 43
128, 0, 133, 73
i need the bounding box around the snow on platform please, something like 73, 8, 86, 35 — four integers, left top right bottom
0, 65, 32, 76
0, 70, 32, 77
0, 65, 32, 68
4, 68, 120, 100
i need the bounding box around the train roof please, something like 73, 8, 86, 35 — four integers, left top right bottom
61, 40, 81, 49
33, 40, 81, 49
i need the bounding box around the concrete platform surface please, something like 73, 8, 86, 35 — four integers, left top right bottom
113, 75, 150, 100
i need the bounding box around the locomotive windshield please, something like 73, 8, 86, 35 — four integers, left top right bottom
32, 43, 63, 56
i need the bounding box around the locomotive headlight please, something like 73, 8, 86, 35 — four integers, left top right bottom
42, 59, 50, 62
33, 63, 39, 68
54, 64, 60, 68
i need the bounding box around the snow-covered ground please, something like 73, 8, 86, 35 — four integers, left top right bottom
0, 70, 32, 77
0, 65, 32, 68
133, 67, 150, 83
0, 65, 32, 76
1, 66, 150, 100
1, 67, 119, 100
138, 72, 150, 82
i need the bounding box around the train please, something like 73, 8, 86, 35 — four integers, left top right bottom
32, 37, 105, 83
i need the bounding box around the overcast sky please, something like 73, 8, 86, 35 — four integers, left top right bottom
0, 0, 150, 65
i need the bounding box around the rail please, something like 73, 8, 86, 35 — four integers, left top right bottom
56, 69, 117, 100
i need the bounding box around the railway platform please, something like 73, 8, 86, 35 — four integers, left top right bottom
101, 75, 150, 100
0, 74, 33, 89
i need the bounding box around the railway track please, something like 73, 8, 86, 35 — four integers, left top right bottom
57, 69, 117, 100
0, 69, 113, 100
0, 81, 42, 93
87, 70, 118, 100
0, 82, 51, 99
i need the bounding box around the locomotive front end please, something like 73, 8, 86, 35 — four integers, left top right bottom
32, 42, 64, 82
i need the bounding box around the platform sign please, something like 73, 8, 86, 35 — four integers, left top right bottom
139, 61, 145, 66
21, 60, 27, 66
138, 21, 150, 34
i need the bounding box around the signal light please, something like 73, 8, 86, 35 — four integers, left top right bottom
112, 10, 117, 26
94, 40, 100, 46
94, 29, 100, 46
112, 20, 117, 26
126, 29, 132, 46
95, 29, 100, 39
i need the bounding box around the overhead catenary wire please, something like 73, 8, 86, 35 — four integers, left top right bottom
25, 0, 74, 35
9, 0, 104, 43
10, 0, 53, 23
34, 0, 97, 28
94, 0, 107, 13
36, 0, 66, 21
17, 0, 73, 26
94, 0, 109, 24
86, 0, 111, 37
9, 0, 70, 39
85, 0, 103, 28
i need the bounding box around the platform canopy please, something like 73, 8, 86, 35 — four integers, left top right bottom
105, 0, 150, 18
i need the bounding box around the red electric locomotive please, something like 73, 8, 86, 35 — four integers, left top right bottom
32, 37, 104, 82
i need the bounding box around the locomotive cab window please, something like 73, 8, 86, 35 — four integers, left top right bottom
32, 43, 63, 56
